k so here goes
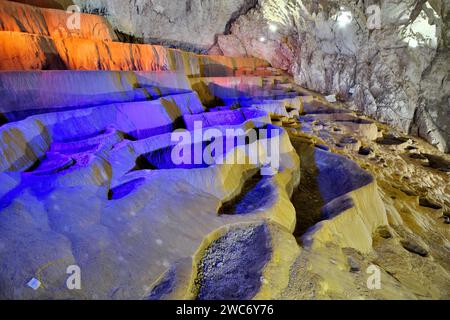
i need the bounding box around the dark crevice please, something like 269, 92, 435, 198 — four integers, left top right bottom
132, 155, 158, 171
0, 114, 8, 127
218, 173, 275, 215
114, 30, 144, 44
423, 153, 450, 171
24, 158, 43, 173
419, 197, 443, 210
290, 138, 326, 242
146, 267, 176, 300
376, 134, 409, 145
289, 135, 374, 244
108, 178, 146, 200
224, 0, 259, 35
121, 132, 138, 142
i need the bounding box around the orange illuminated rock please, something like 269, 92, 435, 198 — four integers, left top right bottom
43, 8, 117, 41
54, 38, 170, 71
0, 29, 270, 74
0, 31, 65, 70
0, 0, 116, 41
0, 1, 269, 74
0, 0, 48, 35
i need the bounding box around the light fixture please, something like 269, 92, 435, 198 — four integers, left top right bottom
259, 36, 266, 42
269, 23, 278, 32
337, 10, 353, 27
408, 39, 418, 48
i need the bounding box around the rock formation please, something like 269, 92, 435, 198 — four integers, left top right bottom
216, 0, 450, 153
0, 0, 449, 300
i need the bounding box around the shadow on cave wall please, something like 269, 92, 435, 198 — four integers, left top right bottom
12, 0, 74, 10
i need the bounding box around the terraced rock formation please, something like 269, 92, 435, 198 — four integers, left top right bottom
0, 1, 448, 299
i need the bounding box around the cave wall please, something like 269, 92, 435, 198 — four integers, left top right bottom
70, 0, 259, 52
216, 0, 450, 153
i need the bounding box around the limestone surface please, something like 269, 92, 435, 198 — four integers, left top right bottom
216, 0, 450, 153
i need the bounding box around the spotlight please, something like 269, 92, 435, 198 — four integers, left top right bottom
269, 23, 278, 32
337, 10, 352, 27
409, 39, 418, 48
259, 36, 266, 42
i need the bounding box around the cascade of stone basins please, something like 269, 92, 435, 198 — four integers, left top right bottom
0, 0, 448, 300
